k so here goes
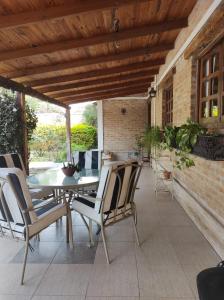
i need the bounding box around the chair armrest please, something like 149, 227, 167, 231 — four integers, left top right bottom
77, 195, 102, 204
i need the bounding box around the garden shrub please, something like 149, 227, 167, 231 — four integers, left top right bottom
30, 123, 97, 162
0, 91, 37, 154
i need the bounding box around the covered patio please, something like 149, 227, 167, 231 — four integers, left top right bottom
0, 167, 219, 299
0, 0, 224, 299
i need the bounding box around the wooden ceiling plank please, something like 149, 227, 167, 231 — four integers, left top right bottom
5, 43, 173, 79
0, 75, 67, 108
23, 59, 164, 87
62, 87, 148, 104
0, 0, 150, 30
54, 80, 149, 99
0, 19, 187, 62
39, 71, 153, 94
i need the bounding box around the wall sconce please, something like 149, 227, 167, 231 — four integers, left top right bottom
121, 108, 127, 115
148, 87, 157, 98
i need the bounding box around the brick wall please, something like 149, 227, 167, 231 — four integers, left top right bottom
103, 98, 148, 153
153, 0, 224, 257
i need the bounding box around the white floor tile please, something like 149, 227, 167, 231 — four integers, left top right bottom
0, 238, 24, 263
94, 242, 136, 265
135, 239, 180, 267
0, 296, 31, 300
138, 264, 194, 298
87, 264, 139, 297
35, 264, 93, 296
0, 264, 48, 295
172, 243, 219, 267
32, 296, 85, 300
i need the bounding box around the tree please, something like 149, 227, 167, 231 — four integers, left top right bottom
0, 90, 37, 154
82, 103, 97, 127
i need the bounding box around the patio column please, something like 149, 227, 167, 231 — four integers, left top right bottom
65, 107, 72, 161
16, 92, 29, 174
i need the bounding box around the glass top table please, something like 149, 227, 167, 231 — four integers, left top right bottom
27, 168, 99, 190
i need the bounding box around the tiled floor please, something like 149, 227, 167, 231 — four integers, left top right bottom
0, 167, 220, 300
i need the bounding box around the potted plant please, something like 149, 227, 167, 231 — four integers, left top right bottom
62, 159, 80, 177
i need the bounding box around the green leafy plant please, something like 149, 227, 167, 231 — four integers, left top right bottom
163, 119, 206, 169
144, 126, 162, 153
0, 91, 37, 154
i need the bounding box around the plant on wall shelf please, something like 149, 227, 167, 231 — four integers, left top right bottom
163, 119, 205, 169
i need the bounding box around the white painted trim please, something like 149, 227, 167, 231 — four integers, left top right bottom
157, 0, 223, 86
97, 101, 104, 151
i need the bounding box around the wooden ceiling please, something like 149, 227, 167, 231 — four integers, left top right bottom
0, 0, 197, 107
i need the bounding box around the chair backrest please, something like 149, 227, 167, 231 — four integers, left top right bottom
73, 151, 85, 170
73, 150, 101, 170
0, 153, 26, 176
0, 168, 37, 233
97, 161, 141, 217
85, 150, 100, 170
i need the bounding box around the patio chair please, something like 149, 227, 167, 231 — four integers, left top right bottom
72, 160, 142, 263
0, 153, 53, 200
197, 263, 224, 300
0, 167, 73, 285
73, 150, 101, 170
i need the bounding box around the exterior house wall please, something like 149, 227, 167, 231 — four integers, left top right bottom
153, 0, 224, 257
103, 98, 148, 160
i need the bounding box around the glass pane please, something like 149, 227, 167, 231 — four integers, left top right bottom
210, 99, 218, 117
203, 59, 209, 77
201, 101, 209, 118
211, 53, 219, 73
222, 96, 224, 116
210, 77, 218, 95
202, 80, 209, 97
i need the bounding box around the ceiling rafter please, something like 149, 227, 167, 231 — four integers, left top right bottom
39, 71, 153, 94
0, 0, 150, 30
0, 75, 67, 108
61, 87, 149, 104
22, 59, 163, 87
4, 43, 174, 79
54, 79, 149, 99
0, 19, 187, 62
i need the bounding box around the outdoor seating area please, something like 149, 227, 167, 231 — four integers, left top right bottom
0, 0, 224, 299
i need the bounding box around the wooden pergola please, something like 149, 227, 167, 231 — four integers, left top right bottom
0, 0, 197, 166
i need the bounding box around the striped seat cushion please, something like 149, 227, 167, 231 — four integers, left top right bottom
36, 201, 59, 216
75, 196, 95, 208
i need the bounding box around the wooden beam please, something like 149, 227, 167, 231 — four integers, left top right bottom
63, 87, 149, 104
57, 83, 149, 102
5, 43, 173, 79
23, 59, 163, 87
51, 79, 150, 99
0, 19, 187, 62
0, 0, 150, 30
0, 76, 67, 108
40, 71, 153, 94
16, 92, 29, 174
65, 108, 72, 161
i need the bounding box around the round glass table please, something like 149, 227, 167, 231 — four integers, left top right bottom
27, 168, 99, 190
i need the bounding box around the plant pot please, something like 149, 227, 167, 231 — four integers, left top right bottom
61, 167, 76, 177
163, 170, 172, 180
192, 135, 224, 161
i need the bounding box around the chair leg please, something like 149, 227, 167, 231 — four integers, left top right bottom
132, 216, 140, 246
88, 219, 94, 247
67, 211, 74, 248
21, 237, 29, 285
101, 225, 110, 264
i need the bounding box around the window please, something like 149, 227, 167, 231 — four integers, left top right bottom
162, 80, 173, 126
199, 38, 224, 126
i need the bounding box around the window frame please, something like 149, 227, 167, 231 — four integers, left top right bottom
162, 78, 173, 126
198, 38, 224, 127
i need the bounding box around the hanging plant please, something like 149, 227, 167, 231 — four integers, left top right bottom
163, 119, 205, 169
